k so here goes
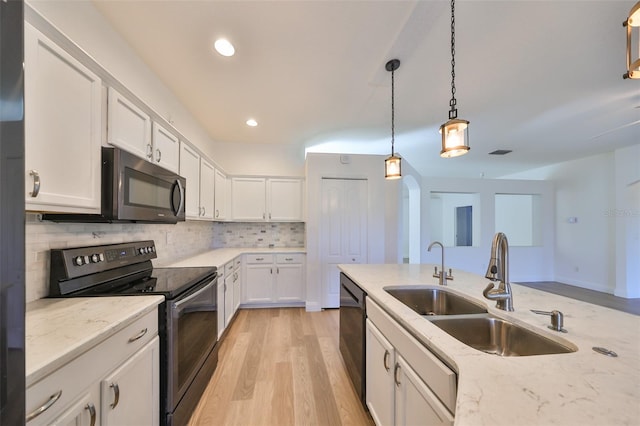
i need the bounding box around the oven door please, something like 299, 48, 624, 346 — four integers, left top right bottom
166, 277, 217, 412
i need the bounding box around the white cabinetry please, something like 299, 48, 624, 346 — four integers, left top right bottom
26, 309, 159, 426
242, 253, 305, 306
224, 260, 235, 327
366, 299, 456, 426
24, 23, 102, 214
218, 256, 242, 338
180, 143, 215, 220
107, 87, 151, 160
233, 256, 242, 311
151, 122, 180, 173
214, 168, 228, 220
231, 177, 304, 222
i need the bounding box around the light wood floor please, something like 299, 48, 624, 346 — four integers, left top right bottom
188, 308, 373, 426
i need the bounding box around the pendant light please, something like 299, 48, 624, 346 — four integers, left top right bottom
623, 1, 640, 79
385, 59, 402, 180
439, 0, 470, 158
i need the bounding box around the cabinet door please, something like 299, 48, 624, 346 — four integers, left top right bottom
217, 272, 226, 338
275, 263, 304, 302
24, 23, 101, 214
233, 269, 241, 312
231, 177, 266, 221
268, 178, 303, 221
50, 388, 99, 426
224, 275, 234, 327
107, 87, 152, 160
394, 356, 454, 426
152, 122, 180, 173
366, 320, 395, 426
243, 263, 274, 304
179, 142, 201, 219
100, 337, 160, 426
214, 168, 227, 220
200, 158, 215, 220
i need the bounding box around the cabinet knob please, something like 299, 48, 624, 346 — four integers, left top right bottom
29, 170, 41, 198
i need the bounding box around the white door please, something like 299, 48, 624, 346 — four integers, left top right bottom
151, 122, 180, 173
199, 158, 215, 220
179, 143, 201, 219
320, 178, 367, 308
107, 87, 152, 160
231, 177, 266, 221
366, 320, 395, 426
214, 168, 227, 220
268, 178, 303, 221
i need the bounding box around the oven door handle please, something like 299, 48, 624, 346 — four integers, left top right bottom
174, 279, 215, 311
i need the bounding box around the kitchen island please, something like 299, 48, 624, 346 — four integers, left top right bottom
339, 263, 640, 426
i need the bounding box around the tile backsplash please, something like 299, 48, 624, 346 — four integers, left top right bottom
25, 214, 305, 302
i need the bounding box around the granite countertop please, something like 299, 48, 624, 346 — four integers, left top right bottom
338, 264, 640, 426
160, 247, 306, 268
26, 295, 164, 387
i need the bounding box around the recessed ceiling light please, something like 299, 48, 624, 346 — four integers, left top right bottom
214, 38, 235, 57
246, 119, 258, 127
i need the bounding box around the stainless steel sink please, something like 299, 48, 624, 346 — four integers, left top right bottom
430, 316, 576, 356
385, 286, 488, 316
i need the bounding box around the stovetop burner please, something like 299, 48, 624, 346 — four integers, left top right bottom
49, 240, 216, 298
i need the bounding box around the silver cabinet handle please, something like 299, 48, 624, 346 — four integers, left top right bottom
85, 402, 96, 426
110, 383, 120, 408
215, 209, 219, 218
146, 143, 153, 159
202, 206, 206, 216
269, 212, 272, 219
155, 148, 161, 163
29, 170, 40, 198
255, 257, 264, 261
26, 390, 62, 422
263, 212, 266, 219
285, 257, 293, 261
394, 363, 401, 387
128, 327, 148, 343
383, 350, 390, 371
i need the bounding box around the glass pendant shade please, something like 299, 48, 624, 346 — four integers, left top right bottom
439, 118, 470, 158
385, 155, 402, 179
624, 2, 640, 79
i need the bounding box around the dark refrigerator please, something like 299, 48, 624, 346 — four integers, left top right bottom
0, 0, 26, 424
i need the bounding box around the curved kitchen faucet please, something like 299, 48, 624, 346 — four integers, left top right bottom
427, 241, 453, 286
482, 232, 514, 311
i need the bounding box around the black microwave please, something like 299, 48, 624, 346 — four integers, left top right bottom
43, 147, 186, 223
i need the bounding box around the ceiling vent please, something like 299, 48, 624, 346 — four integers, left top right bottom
489, 149, 512, 155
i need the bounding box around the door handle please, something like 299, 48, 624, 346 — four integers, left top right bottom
155, 148, 162, 163
146, 143, 153, 159
26, 390, 62, 422
29, 170, 40, 197
110, 383, 120, 408
394, 363, 401, 387
383, 350, 390, 371
128, 327, 148, 343
85, 403, 96, 426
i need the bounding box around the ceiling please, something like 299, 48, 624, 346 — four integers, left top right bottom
92, 0, 640, 178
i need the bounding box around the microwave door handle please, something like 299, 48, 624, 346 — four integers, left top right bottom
174, 179, 184, 216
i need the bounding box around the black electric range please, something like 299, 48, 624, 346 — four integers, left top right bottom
49, 240, 219, 426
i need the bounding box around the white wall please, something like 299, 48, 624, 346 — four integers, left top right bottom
305, 153, 399, 311
421, 177, 555, 283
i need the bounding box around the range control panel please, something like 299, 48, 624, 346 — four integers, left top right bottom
50, 240, 157, 281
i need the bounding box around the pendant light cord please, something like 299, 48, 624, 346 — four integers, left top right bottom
449, 0, 458, 120
391, 66, 395, 155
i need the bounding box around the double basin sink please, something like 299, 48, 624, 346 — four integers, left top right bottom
385, 286, 575, 357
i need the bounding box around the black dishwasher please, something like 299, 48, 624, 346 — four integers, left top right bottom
339, 272, 367, 404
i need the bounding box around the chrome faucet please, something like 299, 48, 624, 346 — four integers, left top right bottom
482, 232, 514, 311
427, 241, 453, 286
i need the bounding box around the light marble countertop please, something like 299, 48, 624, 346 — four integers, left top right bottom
159, 247, 306, 269
339, 264, 640, 426
26, 295, 164, 387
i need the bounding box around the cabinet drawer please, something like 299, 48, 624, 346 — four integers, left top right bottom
27, 308, 158, 425
276, 253, 304, 264
225, 261, 234, 275
244, 254, 274, 264
234, 256, 242, 270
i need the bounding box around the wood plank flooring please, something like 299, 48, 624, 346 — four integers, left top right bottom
514, 281, 640, 315
188, 308, 373, 426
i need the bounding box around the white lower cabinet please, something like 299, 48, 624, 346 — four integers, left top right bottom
366, 300, 456, 426
242, 253, 305, 306
26, 309, 159, 426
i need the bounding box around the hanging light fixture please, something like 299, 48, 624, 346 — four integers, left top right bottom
623, 1, 640, 79
439, 0, 470, 158
385, 59, 402, 180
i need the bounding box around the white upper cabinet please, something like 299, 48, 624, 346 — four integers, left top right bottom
24, 23, 102, 214
107, 87, 152, 160
179, 142, 201, 219
199, 158, 215, 220
231, 177, 267, 221
268, 178, 303, 221
232, 177, 304, 222
214, 168, 227, 220
151, 122, 180, 173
